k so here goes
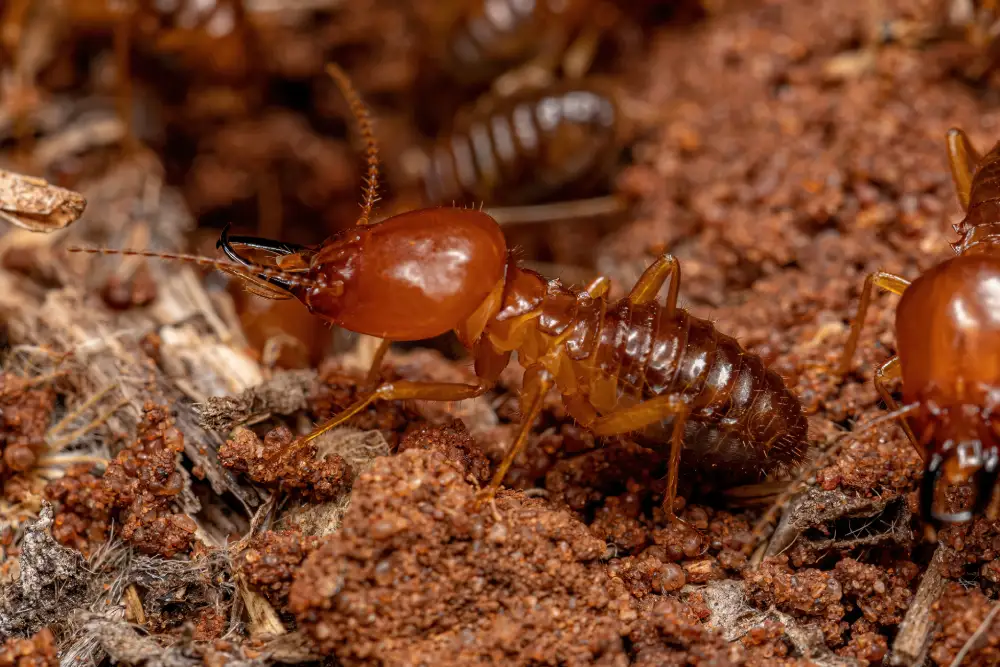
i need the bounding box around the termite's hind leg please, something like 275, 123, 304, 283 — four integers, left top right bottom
573, 391, 695, 528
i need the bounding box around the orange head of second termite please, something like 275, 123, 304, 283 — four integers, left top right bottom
219, 207, 510, 342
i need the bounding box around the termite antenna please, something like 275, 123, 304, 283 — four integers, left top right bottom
325, 62, 380, 226
64, 246, 330, 292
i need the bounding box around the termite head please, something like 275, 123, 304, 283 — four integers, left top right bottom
912, 400, 1000, 524
219, 207, 509, 342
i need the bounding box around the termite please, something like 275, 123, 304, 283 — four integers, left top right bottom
52, 0, 261, 149
407, 78, 625, 208
869, 0, 1000, 80
839, 126, 1000, 525
70, 64, 810, 520
427, 0, 626, 95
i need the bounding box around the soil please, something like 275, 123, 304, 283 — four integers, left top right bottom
4, 0, 1000, 665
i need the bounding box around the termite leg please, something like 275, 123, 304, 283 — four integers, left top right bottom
362, 338, 391, 391
572, 392, 694, 526
561, 26, 602, 80
561, 1, 620, 79
627, 254, 681, 313
873, 355, 919, 449
584, 276, 611, 299
946, 127, 981, 211
487, 195, 628, 226
838, 271, 910, 375
475, 365, 555, 507
300, 379, 492, 446
490, 33, 568, 99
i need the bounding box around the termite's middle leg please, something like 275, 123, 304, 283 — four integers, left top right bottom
628, 254, 681, 312
564, 392, 692, 524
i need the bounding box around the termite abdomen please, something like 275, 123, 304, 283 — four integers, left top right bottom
418, 81, 621, 207
596, 303, 809, 483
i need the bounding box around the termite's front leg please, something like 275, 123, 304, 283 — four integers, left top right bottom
838, 271, 910, 375
474, 365, 554, 507
300, 379, 491, 446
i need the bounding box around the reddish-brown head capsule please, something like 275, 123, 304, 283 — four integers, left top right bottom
281, 208, 508, 340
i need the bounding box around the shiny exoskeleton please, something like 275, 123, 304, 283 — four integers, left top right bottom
840, 127, 1000, 525
210, 65, 809, 519
416, 79, 622, 207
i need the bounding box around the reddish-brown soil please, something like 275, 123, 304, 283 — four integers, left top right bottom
8, 0, 1000, 664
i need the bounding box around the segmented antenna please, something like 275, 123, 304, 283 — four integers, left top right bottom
65, 247, 331, 291
325, 63, 380, 226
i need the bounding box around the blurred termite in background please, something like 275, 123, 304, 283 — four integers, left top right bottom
868, 0, 1000, 80
420, 0, 628, 95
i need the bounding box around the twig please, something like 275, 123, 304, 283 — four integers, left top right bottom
891, 544, 950, 665
949, 599, 1000, 667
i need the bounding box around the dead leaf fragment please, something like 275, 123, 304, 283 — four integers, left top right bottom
0, 168, 86, 232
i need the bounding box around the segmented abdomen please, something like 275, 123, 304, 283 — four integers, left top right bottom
963, 141, 1000, 235
444, 0, 542, 84
587, 301, 808, 480
420, 82, 619, 206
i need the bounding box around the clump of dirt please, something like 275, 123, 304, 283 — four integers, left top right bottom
396, 419, 491, 485
625, 597, 745, 666
744, 558, 848, 646
739, 620, 797, 663
833, 558, 918, 628
43, 463, 113, 556
0, 627, 57, 667
936, 518, 1000, 580
101, 404, 199, 558
0, 374, 55, 486
288, 447, 624, 665
220, 425, 352, 502
929, 582, 1000, 666
236, 530, 322, 611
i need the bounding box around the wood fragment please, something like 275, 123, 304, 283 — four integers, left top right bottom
238, 573, 287, 639
197, 370, 317, 433
0, 169, 86, 232
891, 544, 950, 666
123, 584, 146, 626
0, 152, 266, 521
